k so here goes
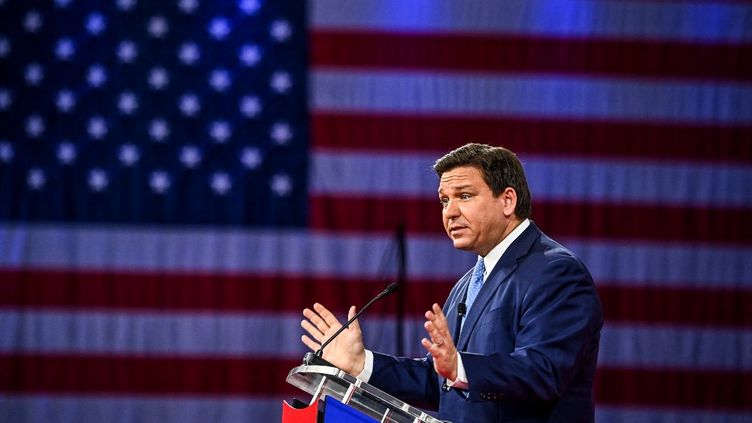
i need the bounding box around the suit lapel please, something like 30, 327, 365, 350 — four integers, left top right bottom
457, 222, 540, 351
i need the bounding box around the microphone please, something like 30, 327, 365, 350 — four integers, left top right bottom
453, 302, 466, 346
303, 282, 399, 367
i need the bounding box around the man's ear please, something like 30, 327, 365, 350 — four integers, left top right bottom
501, 187, 517, 217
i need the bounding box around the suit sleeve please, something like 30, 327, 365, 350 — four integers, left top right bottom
461, 255, 603, 402
368, 352, 440, 407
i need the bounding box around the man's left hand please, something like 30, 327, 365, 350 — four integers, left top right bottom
421, 303, 458, 381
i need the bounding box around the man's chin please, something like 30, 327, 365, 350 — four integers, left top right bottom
451, 239, 472, 251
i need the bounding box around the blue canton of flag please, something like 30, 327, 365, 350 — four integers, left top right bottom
0, 0, 309, 226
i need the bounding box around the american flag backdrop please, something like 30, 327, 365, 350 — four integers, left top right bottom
1, 0, 751, 422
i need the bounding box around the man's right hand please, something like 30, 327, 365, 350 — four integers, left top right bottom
301, 303, 366, 375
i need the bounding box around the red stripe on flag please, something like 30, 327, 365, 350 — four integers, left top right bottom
312, 113, 752, 163
310, 196, 752, 245
0, 269, 451, 317
596, 367, 752, 410
313, 31, 752, 81
2, 354, 750, 410
598, 285, 752, 327
2, 269, 751, 327
0, 353, 299, 396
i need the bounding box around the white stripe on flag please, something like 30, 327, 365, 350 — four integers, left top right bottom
2, 224, 751, 288
599, 323, 752, 371
0, 311, 419, 357
310, 150, 752, 207
311, 0, 752, 43
312, 70, 752, 124
3, 310, 751, 371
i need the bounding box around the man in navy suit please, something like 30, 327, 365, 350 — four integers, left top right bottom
301, 143, 603, 422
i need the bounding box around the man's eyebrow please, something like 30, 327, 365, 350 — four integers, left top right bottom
438, 184, 474, 194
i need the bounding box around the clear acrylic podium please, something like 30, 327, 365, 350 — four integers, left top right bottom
285, 364, 443, 423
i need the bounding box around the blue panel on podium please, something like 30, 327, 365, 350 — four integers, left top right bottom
323, 396, 379, 423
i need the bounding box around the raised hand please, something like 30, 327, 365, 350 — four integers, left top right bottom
301, 303, 366, 375
421, 303, 459, 381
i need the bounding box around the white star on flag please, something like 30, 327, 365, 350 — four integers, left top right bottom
270, 173, 292, 197
117, 40, 138, 63
0, 141, 14, 163
118, 144, 140, 167
178, 42, 200, 65
270, 20, 292, 42
239, 44, 261, 67
148, 16, 169, 38
210, 171, 232, 195
25, 63, 44, 86
149, 119, 170, 141
27, 168, 46, 190
87, 65, 107, 87
209, 121, 232, 143
56, 90, 75, 112
179, 94, 201, 117
240, 147, 262, 169
25, 115, 45, 138
239, 0, 260, 15
88, 169, 109, 192
87, 116, 108, 139
270, 71, 291, 93
55, 38, 75, 60
24, 11, 43, 33
208, 17, 230, 40
0, 37, 10, 58
209, 69, 231, 92
179, 145, 202, 168
0, 89, 12, 111
148, 67, 169, 90
240, 95, 261, 118
118, 92, 139, 115
57, 142, 77, 165
86, 13, 106, 35
116, 0, 136, 12
149, 171, 171, 194
270, 122, 292, 145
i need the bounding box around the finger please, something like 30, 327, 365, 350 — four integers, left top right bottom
421, 337, 446, 358
301, 334, 320, 352
313, 303, 342, 329
301, 319, 325, 342
421, 337, 433, 351
430, 303, 449, 331
303, 307, 328, 332
432, 303, 447, 320
424, 320, 442, 344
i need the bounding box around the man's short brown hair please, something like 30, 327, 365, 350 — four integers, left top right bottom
433, 143, 532, 219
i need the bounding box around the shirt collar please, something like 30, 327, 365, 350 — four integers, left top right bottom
479, 218, 530, 282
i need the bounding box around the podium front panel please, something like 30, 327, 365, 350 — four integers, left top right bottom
287, 365, 443, 423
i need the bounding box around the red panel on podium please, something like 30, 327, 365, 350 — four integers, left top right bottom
282, 399, 319, 423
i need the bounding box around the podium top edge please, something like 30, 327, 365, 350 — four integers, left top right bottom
287, 364, 353, 381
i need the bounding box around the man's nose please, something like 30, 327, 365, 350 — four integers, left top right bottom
443, 200, 460, 218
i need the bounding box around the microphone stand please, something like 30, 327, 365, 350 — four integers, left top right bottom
303, 283, 398, 367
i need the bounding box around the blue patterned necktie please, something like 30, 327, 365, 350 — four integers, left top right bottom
463, 256, 486, 327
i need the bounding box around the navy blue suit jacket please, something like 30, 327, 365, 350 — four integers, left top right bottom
369, 222, 603, 422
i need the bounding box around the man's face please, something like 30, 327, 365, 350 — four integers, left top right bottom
438, 166, 511, 256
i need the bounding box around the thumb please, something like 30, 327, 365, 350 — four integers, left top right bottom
348, 305, 361, 332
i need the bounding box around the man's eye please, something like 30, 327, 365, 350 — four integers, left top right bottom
440, 198, 448, 207
460, 193, 471, 200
